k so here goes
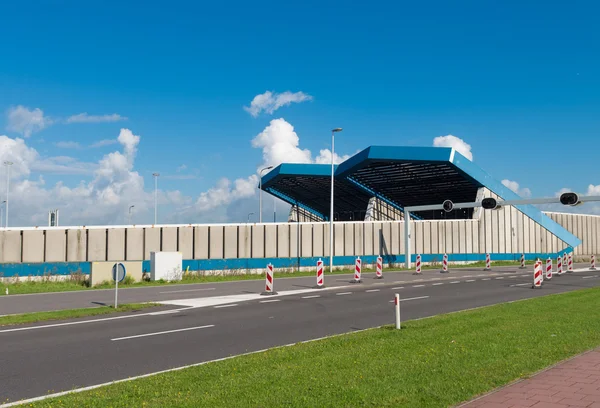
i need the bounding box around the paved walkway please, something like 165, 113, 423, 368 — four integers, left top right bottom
460, 348, 600, 408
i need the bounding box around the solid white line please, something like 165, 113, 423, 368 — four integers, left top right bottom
159, 288, 216, 294
432, 283, 444, 286
482, 278, 491, 281
466, 280, 475, 282
259, 299, 281, 303
336, 292, 352, 296
412, 285, 425, 288
495, 277, 504, 280
582, 276, 597, 279
148, 310, 181, 316
214, 304, 238, 308
111, 325, 214, 341
510, 283, 530, 287
450, 281, 460, 284
301, 295, 320, 299
389, 295, 430, 303
391, 287, 404, 290
365, 289, 380, 293
0, 307, 192, 334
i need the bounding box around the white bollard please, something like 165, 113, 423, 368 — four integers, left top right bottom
545, 258, 552, 280
519, 253, 526, 269
484, 253, 491, 271
316, 258, 324, 288
413, 254, 422, 275
591, 255, 596, 271
395, 293, 401, 329
375, 256, 383, 279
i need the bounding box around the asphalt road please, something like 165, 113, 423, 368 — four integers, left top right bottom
0, 263, 592, 315
1, 267, 599, 405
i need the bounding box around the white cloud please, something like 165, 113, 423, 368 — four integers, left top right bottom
176, 164, 187, 172
314, 149, 351, 165
55, 141, 81, 149
433, 134, 473, 161
66, 113, 127, 124
6, 106, 53, 138
587, 184, 600, 195
501, 179, 532, 198
181, 175, 258, 215
244, 91, 312, 117
90, 139, 118, 148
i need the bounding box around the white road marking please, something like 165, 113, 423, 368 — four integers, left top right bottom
111, 325, 214, 341
301, 295, 321, 299
336, 292, 352, 296
412, 285, 425, 288
476, 274, 485, 277
508, 276, 517, 278
582, 276, 597, 279
466, 280, 475, 282
149, 309, 181, 316
0, 307, 193, 334
520, 274, 529, 277
259, 299, 281, 303
432, 283, 444, 286
391, 287, 404, 290
450, 281, 460, 284
214, 304, 238, 308
463, 275, 473, 278
495, 277, 504, 280
388, 296, 430, 303
393, 281, 406, 284
482, 278, 491, 281
510, 283, 530, 287
365, 289, 380, 293
159, 288, 216, 294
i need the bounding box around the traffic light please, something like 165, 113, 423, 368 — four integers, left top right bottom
559, 192, 580, 206
442, 200, 454, 212
481, 197, 498, 210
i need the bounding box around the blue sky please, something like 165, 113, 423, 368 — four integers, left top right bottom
0, 0, 598, 225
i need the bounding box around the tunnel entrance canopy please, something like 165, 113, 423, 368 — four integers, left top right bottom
260, 146, 490, 221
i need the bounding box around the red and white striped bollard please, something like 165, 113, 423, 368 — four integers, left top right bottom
316, 258, 324, 288
375, 256, 383, 279
545, 258, 552, 280
533, 261, 543, 288
440, 254, 448, 273
557, 256, 563, 275
590, 255, 596, 271
413, 254, 422, 275
352, 257, 362, 283
261, 263, 277, 295
484, 253, 491, 271
519, 253, 526, 269
567, 254, 573, 273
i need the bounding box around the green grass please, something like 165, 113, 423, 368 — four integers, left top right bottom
0, 303, 159, 327
23, 287, 600, 408
0, 259, 531, 296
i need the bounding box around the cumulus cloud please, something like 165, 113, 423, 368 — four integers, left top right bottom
587, 184, 600, 195
501, 179, 532, 198
6, 106, 53, 138
66, 113, 127, 123
433, 134, 473, 161
244, 91, 312, 117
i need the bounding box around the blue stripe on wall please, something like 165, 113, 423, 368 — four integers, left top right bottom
0, 248, 576, 278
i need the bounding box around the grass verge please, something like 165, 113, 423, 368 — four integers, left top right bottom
0, 303, 159, 327
0, 259, 530, 296
23, 287, 600, 408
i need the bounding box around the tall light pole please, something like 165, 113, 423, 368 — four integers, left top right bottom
128, 205, 135, 224
152, 173, 159, 224
0, 200, 5, 228
330, 128, 343, 273
259, 166, 273, 223
4, 161, 13, 228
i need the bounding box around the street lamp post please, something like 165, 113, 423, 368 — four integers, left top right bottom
128, 205, 135, 225
0, 200, 5, 228
152, 173, 159, 224
259, 166, 273, 223
329, 128, 343, 273
4, 161, 13, 228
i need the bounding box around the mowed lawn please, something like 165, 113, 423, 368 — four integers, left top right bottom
26, 287, 600, 408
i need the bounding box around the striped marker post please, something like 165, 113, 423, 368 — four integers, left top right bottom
545, 258, 552, 280
375, 256, 383, 279
533, 261, 543, 289
590, 255, 596, 271
557, 255, 563, 276
316, 258, 324, 288
351, 257, 362, 283
563, 253, 567, 270
413, 254, 422, 275
519, 253, 526, 269
261, 263, 277, 295
440, 254, 449, 273
484, 253, 491, 271
567, 254, 574, 273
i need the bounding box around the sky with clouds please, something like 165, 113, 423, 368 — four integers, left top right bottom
0, 1, 599, 226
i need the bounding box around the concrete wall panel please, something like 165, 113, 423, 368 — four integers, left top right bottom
224, 226, 238, 259
334, 223, 344, 256
107, 228, 125, 261
45, 229, 67, 262
144, 228, 161, 260
423, 222, 431, 254
178, 227, 194, 259
354, 223, 364, 256
276, 224, 289, 258
430, 222, 438, 254
87, 229, 107, 262
398, 221, 405, 257
194, 226, 209, 259
382, 222, 392, 256
301, 224, 313, 257
22, 230, 44, 263
265, 225, 277, 258
414, 222, 424, 256
451, 222, 460, 254
344, 223, 354, 256
458, 221, 466, 253
209, 226, 224, 259
126, 228, 144, 261
67, 229, 87, 262
161, 227, 178, 252
363, 223, 373, 256
251, 225, 264, 258
290, 224, 300, 258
